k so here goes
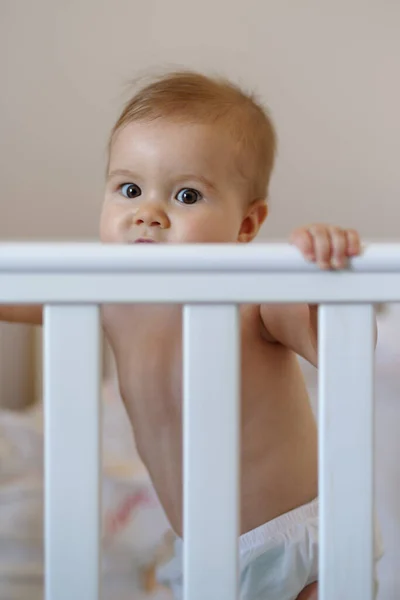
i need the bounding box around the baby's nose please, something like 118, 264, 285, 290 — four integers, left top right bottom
134, 205, 170, 228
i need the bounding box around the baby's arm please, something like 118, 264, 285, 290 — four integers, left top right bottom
0, 305, 43, 325
260, 302, 317, 365
260, 224, 376, 366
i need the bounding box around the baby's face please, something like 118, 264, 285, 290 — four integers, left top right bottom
101, 119, 258, 245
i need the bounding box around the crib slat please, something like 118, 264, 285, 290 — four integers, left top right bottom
183, 305, 240, 600
319, 304, 375, 600
43, 305, 101, 600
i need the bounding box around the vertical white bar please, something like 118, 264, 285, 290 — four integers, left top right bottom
319, 304, 374, 600
183, 305, 240, 600
44, 305, 101, 600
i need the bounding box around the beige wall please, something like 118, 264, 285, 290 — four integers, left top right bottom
0, 1, 399, 406
1, 0, 399, 242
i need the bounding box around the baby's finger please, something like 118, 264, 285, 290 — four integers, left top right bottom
329, 227, 348, 268
308, 224, 332, 269
289, 228, 315, 260
345, 229, 361, 256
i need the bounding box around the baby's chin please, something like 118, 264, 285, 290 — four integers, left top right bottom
97, 233, 240, 244
172, 233, 239, 244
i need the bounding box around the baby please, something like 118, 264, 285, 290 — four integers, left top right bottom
0, 70, 381, 599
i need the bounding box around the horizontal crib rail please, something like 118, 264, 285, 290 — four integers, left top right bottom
0, 242, 400, 273
0, 243, 399, 304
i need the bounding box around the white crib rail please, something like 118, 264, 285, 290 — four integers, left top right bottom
319, 305, 375, 600
43, 306, 101, 600
0, 242, 399, 600
183, 305, 240, 600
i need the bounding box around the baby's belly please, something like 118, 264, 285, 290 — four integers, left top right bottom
239, 407, 318, 534
132, 391, 318, 538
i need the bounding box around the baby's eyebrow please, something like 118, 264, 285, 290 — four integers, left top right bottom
177, 174, 218, 193
108, 168, 139, 180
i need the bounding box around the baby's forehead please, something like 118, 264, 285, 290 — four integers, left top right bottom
111, 118, 235, 148
108, 119, 246, 177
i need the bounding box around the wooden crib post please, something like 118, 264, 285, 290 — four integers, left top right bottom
183, 305, 240, 600
43, 305, 102, 600
319, 304, 375, 600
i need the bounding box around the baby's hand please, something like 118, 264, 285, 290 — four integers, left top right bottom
289, 224, 361, 270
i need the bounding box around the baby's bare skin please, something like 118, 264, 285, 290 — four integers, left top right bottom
103, 302, 318, 537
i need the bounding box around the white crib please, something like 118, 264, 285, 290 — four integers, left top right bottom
0, 241, 398, 600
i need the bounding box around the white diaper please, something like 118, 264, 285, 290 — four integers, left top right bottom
157, 498, 383, 600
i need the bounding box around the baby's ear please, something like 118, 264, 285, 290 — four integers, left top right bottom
238, 199, 268, 243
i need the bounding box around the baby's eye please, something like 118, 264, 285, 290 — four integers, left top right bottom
176, 188, 202, 205
120, 183, 141, 199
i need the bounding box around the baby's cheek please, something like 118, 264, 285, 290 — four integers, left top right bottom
99, 218, 113, 243
187, 216, 228, 242
196, 210, 238, 242
99, 205, 120, 243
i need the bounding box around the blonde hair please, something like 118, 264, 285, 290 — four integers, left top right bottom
108, 70, 277, 199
